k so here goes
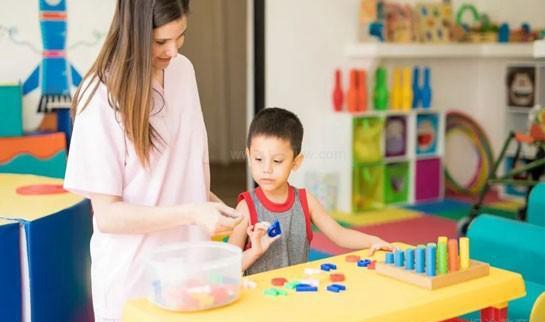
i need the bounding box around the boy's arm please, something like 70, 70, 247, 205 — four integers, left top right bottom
308, 192, 394, 254
227, 199, 265, 271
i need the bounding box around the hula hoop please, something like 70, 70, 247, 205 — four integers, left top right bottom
445, 111, 494, 195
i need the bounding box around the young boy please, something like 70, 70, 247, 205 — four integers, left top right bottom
228, 107, 395, 274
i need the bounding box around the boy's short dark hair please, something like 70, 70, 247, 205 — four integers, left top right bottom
247, 107, 304, 156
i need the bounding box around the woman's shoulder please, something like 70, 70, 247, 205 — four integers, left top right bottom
169, 54, 196, 75
74, 76, 118, 121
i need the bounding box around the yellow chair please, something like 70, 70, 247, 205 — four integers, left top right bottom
530, 292, 545, 322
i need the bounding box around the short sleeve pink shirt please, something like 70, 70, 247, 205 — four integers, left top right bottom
64, 54, 210, 320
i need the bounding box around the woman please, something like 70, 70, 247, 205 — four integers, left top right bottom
64, 0, 241, 320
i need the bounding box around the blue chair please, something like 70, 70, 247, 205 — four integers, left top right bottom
467, 183, 545, 321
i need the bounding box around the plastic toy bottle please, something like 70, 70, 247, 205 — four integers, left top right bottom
332, 69, 344, 112
391, 68, 402, 110
347, 69, 359, 113
401, 67, 413, 111
421, 67, 432, 109
357, 69, 368, 112
373, 67, 388, 110
412, 67, 421, 108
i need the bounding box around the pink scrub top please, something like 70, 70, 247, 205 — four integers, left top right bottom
64, 54, 211, 321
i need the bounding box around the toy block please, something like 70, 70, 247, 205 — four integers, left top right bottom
304, 268, 321, 275
299, 279, 319, 287
375, 260, 490, 290
271, 277, 287, 287
405, 248, 415, 270
367, 260, 376, 270
345, 255, 361, 263
267, 219, 282, 238
284, 281, 299, 290
330, 273, 345, 282
416, 245, 426, 273
426, 243, 437, 277
385, 252, 394, 264
357, 259, 372, 267
295, 284, 318, 292
460, 237, 470, 269
481, 305, 507, 322
320, 263, 336, 271
264, 288, 287, 297
326, 284, 347, 293
394, 250, 405, 267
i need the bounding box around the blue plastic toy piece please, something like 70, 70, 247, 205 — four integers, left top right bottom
267, 219, 282, 238
421, 67, 432, 109
426, 243, 437, 277
394, 250, 405, 267
357, 259, 372, 267
385, 252, 394, 264
369, 22, 385, 42
498, 23, 510, 42
415, 245, 426, 273
320, 263, 336, 271
326, 284, 347, 293
412, 67, 421, 108
405, 248, 415, 270
296, 284, 318, 292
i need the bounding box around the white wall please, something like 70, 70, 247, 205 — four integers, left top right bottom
265, 0, 545, 211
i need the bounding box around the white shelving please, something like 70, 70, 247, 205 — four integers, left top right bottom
346, 43, 534, 59
534, 40, 545, 58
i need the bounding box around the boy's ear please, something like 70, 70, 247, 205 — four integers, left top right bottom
292, 153, 304, 171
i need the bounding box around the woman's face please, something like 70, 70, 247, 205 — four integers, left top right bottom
152, 15, 187, 71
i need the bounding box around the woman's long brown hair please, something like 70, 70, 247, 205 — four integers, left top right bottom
71, 0, 190, 167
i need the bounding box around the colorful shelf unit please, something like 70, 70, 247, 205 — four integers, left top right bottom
502, 62, 545, 199
352, 110, 444, 211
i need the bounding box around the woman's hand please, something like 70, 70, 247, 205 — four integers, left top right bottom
246, 222, 281, 257
192, 202, 243, 236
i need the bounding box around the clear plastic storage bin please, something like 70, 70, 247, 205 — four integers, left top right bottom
146, 241, 242, 312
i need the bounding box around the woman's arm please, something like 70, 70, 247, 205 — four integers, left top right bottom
90, 193, 241, 235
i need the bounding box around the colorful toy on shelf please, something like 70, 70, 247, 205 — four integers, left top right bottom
507, 65, 535, 108
412, 67, 421, 109
373, 67, 388, 110
0, 84, 23, 137
385, 116, 407, 157
391, 68, 402, 110
415, 2, 453, 43
401, 67, 412, 111
347, 69, 358, 113
498, 23, 510, 43
416, 113, 439, 155
358, 0, 378, 42
384, 2, 415, 43
421, 67, 432, 109
332, 69, 344, 112
353, 117, 384, 163
376, 237, 489, 290
357, 70, 368, 112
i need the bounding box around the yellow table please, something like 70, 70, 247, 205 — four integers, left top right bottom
123, 244, 525, 322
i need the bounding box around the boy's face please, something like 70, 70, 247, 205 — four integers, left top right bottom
247, 135, 303, 192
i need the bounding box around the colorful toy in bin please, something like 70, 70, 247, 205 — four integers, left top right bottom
376, 237, 490, 290
146, 242, 242, 312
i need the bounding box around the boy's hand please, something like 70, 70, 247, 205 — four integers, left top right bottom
247, 222, 281, 256
368, 238, 397, 256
